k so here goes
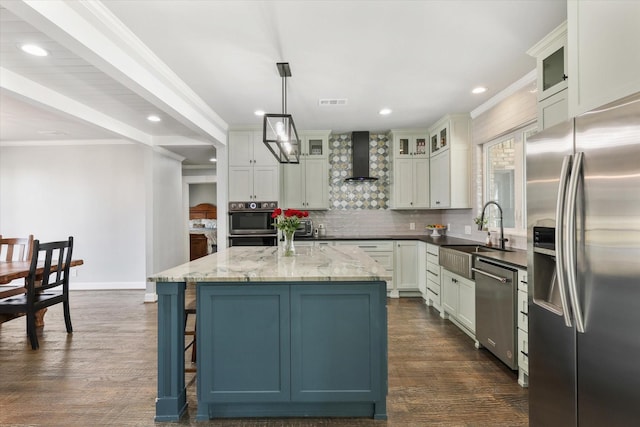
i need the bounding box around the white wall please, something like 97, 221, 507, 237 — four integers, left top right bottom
0, 142, 185, 295
189, 183, 217, 206
144, 149, 186, 301
0, 143, 147, 287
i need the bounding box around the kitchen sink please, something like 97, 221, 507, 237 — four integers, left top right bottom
439, 245, 508, 279
440, 245, 504, 254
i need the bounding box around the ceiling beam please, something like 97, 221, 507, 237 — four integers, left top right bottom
0, 67, 153, 145
2, 0, 228, 145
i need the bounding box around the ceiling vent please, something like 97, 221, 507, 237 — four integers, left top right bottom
318, 98, 348, 106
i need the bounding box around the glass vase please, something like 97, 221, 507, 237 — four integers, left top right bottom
283, 230, 295, 257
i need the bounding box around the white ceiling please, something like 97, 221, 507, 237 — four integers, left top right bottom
0, 0, 566, 165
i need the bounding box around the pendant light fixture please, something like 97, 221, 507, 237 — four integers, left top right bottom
262, 62, 301, 164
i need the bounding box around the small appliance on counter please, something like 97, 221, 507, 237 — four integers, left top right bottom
295, 219, 313, 237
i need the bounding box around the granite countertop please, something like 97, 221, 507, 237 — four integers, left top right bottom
148, 245, 391, 283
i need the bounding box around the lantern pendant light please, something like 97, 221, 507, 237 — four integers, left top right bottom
262, 62, 301, 164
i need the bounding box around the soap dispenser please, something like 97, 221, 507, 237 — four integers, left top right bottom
486, 231, 492, 247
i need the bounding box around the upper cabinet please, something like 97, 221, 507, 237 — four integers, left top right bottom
390, 130, 429, 159
567, 1, 640, 116
428, 114, 471, 209
528, 21, 568, 102
281, 131, 330, 210
228, 130, 279, 201
528, 21, 568, 130
389, 130, 430, 209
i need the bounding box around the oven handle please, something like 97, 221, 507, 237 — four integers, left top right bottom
472, 268, 508, 284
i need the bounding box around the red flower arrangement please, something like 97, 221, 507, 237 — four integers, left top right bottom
271, 208, 309, 234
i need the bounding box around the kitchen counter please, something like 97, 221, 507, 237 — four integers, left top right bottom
149, 246, 389, 422
297, 234, 528, 269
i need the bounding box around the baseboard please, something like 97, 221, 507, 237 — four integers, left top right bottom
69, 282, 146, 291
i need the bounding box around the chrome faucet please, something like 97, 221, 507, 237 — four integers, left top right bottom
478, 201, 508, 250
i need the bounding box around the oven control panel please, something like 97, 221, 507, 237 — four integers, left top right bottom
229, 201, 277, 212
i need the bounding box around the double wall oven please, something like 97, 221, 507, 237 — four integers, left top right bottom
228, 201, 278, 247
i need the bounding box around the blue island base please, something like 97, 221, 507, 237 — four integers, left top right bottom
196, 401, 388, 421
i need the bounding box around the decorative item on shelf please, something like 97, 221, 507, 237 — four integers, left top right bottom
474, 215, 488, 230
272, 208, 309, 256
426, 224, 447, 237
262, 62, 301, 164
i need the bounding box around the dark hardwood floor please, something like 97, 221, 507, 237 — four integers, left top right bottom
0, 290, 528, 426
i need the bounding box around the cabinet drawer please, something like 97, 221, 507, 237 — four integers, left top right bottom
426, 288, 440, 306
368, 252, 394, 270
517, 289, 528, 332
518, 328, 529, 373
518, 270, 528, 292
426, 244, 440, 264
334, 240, 393, 251
426, 279, 440, 294
426, 261, 440, 281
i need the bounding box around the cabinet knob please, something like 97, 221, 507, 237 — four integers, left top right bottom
436, 201, 440, 204
563, 74, 568, 81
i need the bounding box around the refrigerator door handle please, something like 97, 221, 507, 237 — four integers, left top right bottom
555, 154, 573, 327
566, 151, 586, 333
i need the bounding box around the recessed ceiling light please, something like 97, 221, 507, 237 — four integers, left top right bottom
20, 43, 49, 57
379, 108, 392, 115
472, 87, 487, 94
147, 115, 161, 122
209, 157, 217, 162
254, 110, 265, 116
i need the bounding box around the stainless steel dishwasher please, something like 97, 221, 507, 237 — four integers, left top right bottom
473, 257, 518, 370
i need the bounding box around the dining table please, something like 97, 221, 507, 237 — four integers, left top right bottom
0, 259, 84, 326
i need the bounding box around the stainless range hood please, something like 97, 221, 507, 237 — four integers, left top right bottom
345, 131, 378, 182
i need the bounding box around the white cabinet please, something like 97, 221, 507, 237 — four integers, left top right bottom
538, 90, 568, 131
389, 130, 430, 210
528, 22, 569, 130
441, 268, 475, 337
393, 240, 422, 297
517, 269, 529, 388
229, 130, 279, 201
334, 240, 394, 293
281, 131, 329, 209
568, 1, 640, 117
428, 114, 471, 209
425, 243, 441, 310
429, 150, 450, 208
389, 130, 428, 159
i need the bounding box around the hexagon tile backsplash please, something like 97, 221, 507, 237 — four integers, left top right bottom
328, 133, 390, 210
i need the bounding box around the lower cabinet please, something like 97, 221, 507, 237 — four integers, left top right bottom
334, 241, 395, 294
441, 268, 476, 338
393, 241, 423, 298
517, 269, 529, 387
197, 282, 387, 419
425, 243, 441, 310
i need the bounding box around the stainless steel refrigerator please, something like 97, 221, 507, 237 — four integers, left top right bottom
526, 92, 640, 427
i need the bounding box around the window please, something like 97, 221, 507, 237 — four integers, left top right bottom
483, 125, 536, 234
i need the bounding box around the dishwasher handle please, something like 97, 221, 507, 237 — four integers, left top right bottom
472, 267, 508, 283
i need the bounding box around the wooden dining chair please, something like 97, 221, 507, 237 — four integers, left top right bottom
0, 234, 34, 262
0, 236, 74, 349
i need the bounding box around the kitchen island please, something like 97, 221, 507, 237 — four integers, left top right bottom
149, 245, 390, 422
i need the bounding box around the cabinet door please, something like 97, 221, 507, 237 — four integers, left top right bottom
304, 158, 328, 209
393, 158, 414, 208
457, 278, 475, 333
441, 270, 458, 315
412, 158, 430, 208
303, 135, 328, 159
253, 131, 280, 166
538, 89, 568, 131
430, 150, 450, 208
228, 131, 254, 166
198, 285, 291, 402
290, 284, 385, 402
394, 241, 418, 291
281, 163, 305, 208
252, 166, 279, 201
568, 2, 640, 116
229, 166, 254, 200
